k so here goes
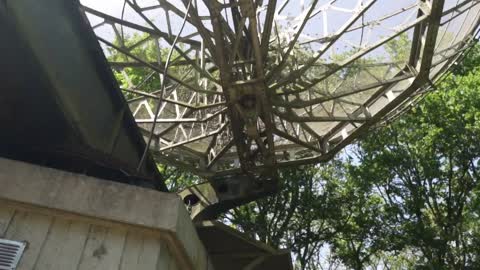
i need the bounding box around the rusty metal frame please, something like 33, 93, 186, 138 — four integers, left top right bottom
78, 0, 480, 219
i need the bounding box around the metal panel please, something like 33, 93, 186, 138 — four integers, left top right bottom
0, 239, 26, 270
0, 0, 165, 190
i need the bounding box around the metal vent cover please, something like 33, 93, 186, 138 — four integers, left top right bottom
0, 239, 26, 270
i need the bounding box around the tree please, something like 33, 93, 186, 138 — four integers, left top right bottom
347, 44, 480, 269
326, 164, 401, 270
226, 162, 344, 270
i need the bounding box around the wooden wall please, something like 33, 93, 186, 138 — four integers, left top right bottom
0, 158, 213, 270
0, 205, 182, 270
0, 203, 181, 270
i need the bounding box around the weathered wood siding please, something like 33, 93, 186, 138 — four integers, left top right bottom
0, 203, 180, 270
0, 158, 214, 270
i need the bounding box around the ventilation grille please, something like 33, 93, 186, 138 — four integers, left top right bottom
0, 239, 26, 270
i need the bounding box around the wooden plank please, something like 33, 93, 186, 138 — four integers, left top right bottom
5, 211, 53, 270
120, 231, 163, 270
34, 218, 90, 270
33, 218, 69, 270
175, 209, 207, 269
156, 241, 171, 270
0, 205, 15, 236
119, 231, 143, 270
138, 235, 162, 270
77, 225, 127, 270
169, 254, 179, 270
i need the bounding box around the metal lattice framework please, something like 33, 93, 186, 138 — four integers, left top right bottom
79, 0, 479, 183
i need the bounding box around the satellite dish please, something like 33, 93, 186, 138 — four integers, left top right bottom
80, 0, 480, 217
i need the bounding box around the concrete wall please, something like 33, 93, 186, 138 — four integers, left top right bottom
0, 158, 213, 270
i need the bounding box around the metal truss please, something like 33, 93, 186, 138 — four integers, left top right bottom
79, 0, 480, 219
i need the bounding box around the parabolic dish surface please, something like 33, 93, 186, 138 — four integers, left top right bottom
80, 0, 480, 179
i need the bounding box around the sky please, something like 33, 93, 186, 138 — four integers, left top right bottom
79, 0, 474, 64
